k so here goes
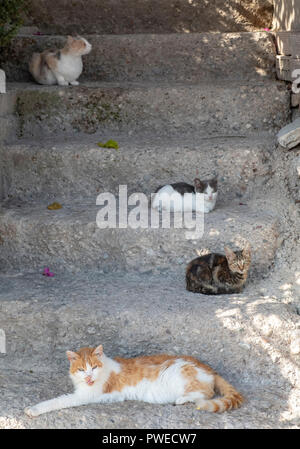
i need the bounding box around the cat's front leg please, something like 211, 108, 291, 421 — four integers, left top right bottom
24, 393, 87, 417
55, 73, 69, 86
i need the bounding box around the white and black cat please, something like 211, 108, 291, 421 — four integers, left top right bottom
152, 177, 218, 213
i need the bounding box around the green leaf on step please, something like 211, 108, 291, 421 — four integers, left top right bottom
97, 139, 119, 150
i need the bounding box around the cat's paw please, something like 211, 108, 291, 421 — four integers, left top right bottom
70, 80, 79, 86
57, 80, 69, 86
24, 406, 40, 418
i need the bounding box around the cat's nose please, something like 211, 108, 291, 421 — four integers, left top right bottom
85, 375, 94, 386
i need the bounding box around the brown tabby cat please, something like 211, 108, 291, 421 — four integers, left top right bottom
186, 244, 251, 295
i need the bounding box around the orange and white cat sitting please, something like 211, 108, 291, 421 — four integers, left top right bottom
24, 345, 243, 417
29, 36, 92, 86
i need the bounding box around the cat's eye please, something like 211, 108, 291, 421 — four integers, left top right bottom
78, 368, 84, 372
92, 366, 97, 370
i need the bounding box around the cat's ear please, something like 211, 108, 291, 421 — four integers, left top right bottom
194, 178, 204, 191
93, 344, 103, 358
67, 36, 74, 44
66, 350, 79, 362
243, 243, 251, 259
209, 175, 218, 190
224, 246, 236, 263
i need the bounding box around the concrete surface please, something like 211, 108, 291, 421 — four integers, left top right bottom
6, 81, 290, 138
0, 134, 275, 201
1, 32, 276, 83
0, 269, 299, 429
23, 0, 273, 35
0, 0, 299, 430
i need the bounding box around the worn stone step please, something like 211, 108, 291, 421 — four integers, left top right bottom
7, 82, 290, 139
0, 269, 297, 428
0, 199, 279, 275
0, 135, 274, 202
0, 91, 18, 145
2, 32, 276, 83
22, 0, 273, 34
0, 380, 291, 429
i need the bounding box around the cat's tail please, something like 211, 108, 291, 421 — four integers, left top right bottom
196, 374, 244, 413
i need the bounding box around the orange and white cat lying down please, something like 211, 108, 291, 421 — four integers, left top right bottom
24, 345, 243, 417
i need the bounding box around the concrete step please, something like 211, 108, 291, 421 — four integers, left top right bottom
22, 0, 273, 34
0, 199, 279, 275
0, 378, 291, 429
2, 32, 276, 83
0, 135, 274, 202
7, 81, 290, 139
0, 91, 18, 144
0, 270, 298, 428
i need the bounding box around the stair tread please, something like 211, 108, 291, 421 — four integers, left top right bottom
3, 31, 276, 83
0, 269, 296, 429
1, 199, 276, 223
7, 80, 284, 90
20, 0, 273, 35
0, 368, 291, 429
1, 133, 275, 225
16, 31, 273, 37
5, 80, 289, 139
4, 131, 275, 148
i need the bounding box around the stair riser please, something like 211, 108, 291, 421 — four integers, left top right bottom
0, 140, 271, 201
0, 93, 18, 146
23, 0, 273, 34
12, 84, 290, 138
0, 206, 278, 275
2, 33, 276, 83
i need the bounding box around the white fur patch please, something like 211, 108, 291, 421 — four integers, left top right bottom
152, 185, 217, 213
55, 54, 83, 82
196, 369, 214, 384
120, 359, 188, 404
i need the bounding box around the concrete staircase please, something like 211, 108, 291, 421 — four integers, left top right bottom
0, 2, 299, 429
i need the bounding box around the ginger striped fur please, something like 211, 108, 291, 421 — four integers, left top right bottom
24, 345, 243, 417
